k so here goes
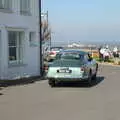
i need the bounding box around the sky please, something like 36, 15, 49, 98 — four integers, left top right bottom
42, 0, 120, 45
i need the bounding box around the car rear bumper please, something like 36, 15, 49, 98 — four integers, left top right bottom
47, 77, 88, 82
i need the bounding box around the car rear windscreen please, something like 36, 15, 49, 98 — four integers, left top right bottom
56, 52, 84, 60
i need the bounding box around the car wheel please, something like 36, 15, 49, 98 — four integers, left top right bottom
48, 79, 56, 87
92, 73, 97, 80
88, 71, 93, 86
92, 65, 98, 80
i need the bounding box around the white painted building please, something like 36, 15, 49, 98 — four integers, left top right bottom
0, 0, 40, 80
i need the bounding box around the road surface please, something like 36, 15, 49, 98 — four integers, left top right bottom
0, 65, 120, 120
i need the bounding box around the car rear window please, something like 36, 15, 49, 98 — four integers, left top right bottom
51, 59, 84, 67
51, 47, 63, 51
56, 52, 84, 60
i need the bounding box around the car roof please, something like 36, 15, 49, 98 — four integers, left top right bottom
60, 49, 88, 55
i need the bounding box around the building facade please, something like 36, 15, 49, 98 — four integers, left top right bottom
0, 0, 40, 80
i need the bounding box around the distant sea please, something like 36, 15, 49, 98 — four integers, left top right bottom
51, 40, 120, 50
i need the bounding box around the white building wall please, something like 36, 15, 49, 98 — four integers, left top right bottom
0, 29, 2, 77
0, 0, 40, 80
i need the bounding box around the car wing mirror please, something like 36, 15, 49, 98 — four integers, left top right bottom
88, 57, 93, 62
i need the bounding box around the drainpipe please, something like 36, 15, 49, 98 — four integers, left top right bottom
39, 0, 43, 77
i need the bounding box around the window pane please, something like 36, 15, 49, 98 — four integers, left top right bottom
29, 32, 34, 42
8, 31, 17, 46
8, 31, 24, 64
29, 32, 36, 46
27, 0, 30, 10
0, 0, 3, 8
20, 0, 30, 14
19, 32, 24, 46
20, 0, 24, 10
9, 47, 17, 61
19, 47, 23, 61
4, 0, 11, 9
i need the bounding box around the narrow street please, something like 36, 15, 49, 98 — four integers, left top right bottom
0, 65, 120, 120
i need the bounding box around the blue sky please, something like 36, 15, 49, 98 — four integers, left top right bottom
42, 0, 120, 45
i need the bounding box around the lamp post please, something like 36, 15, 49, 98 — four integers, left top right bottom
39, 0, 43, 76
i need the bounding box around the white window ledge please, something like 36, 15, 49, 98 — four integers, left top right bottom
8, 63, 28, 68
0, 8, 13, 13
20, 11, 32, 16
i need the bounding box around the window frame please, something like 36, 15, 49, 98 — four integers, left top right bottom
20, 0, 31, 15
29, 32, 36, 47
0, 0, 12, 10
8, 31, 25, 65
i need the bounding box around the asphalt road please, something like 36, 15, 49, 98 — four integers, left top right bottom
0, 65, 120, 120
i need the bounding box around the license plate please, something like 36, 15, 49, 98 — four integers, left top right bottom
59, 70, 71, 73
59, 70, 66, 73
65, 70, 71, 73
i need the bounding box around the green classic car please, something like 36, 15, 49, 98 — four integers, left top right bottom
47, 49, 98, 87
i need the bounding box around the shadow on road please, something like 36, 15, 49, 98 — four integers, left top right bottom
92, 76, 105, 87
0, 87, 3, 90
56, 76, 105, 88
0, 87, 4, 96
0, 79, 40, 87
0, 93, 4, 96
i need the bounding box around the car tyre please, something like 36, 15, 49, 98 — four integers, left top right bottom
48, 79, 56, 87
88, 71, 93, 86
92, 74, 97, 80
92, 64, 98, 80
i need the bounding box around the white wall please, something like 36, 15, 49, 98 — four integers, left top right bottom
0, 0, 41, 80
0, 31, 1, 77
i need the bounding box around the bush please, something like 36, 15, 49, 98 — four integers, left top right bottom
107, 59, 114, 63
113, 58, 120, 65
93, 57, 102, 62
118, 61, 120, 65
93, 56, 115, 63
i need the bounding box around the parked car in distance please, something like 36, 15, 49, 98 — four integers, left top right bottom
47, 49, 98, 87
45, 47, 64, 62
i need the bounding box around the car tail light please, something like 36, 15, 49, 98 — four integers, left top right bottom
50, 51, 56, 55
81, 67, 85, 71
44, 66, 49, 71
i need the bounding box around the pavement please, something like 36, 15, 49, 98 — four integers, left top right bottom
0, 65, 120, 120
98, 62, 120, 67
